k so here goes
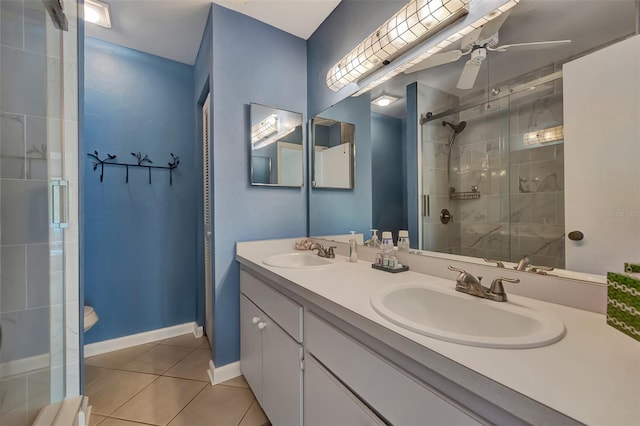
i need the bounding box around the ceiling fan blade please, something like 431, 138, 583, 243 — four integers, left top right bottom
493, 40, 572, 52
404, 50, 464, 74
477, 9, 513, 41
457, 60, 482, 90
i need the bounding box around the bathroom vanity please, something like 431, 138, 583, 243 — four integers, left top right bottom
236, 238, 640, 425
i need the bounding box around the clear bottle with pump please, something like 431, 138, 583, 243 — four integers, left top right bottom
381, 231, 393, 267
398, 230, 410, 253
349, 231, 358, 263
367, 229, 381, 248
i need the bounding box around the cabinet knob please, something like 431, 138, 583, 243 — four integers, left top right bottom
251, 317, 261, 324
568, 231, 584, 241
257, 322, 266, 330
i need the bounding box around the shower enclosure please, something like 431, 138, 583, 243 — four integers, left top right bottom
1, 0, 80, 424
420, 70, 565, 269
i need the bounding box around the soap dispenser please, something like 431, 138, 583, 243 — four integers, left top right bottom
349, 231, 358, 263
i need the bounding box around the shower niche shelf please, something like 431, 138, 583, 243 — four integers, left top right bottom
449, 191, 481, 201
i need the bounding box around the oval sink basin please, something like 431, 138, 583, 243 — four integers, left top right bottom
263, 252, 344, 269
371, 283, 565, 349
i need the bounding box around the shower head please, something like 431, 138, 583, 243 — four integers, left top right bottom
442, 120, 467, 134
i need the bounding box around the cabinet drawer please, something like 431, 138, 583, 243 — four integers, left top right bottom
305, 312, 481, 426
241, 270, 302, 342
305, 354, 384, 426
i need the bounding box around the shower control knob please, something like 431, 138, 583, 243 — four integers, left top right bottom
257, 322, 266, 330
568, 231, 584, 241
251, 317, 261, 324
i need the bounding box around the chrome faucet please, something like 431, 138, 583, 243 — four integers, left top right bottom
514, 255, 554, 275
448, 266, 519, 302
514, 255, 532, 271
310, 243, 336, 259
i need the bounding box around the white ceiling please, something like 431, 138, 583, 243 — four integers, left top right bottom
85, 0, 341, 65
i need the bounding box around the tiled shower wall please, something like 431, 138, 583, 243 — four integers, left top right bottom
420, 81, 565, 269
0, 0, 79, 424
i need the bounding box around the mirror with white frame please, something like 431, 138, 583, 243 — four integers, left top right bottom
308, 0, 638, 280
250, 103, 304, 187
311, 117, 355, 189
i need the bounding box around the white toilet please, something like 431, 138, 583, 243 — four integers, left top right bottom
84, 305, 99, 332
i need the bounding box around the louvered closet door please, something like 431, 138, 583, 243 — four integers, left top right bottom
202, 93, 213, 342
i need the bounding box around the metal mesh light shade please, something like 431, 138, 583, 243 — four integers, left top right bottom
326, 0, 469, 92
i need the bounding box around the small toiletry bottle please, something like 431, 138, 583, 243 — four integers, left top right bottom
398, 230, 410, 253
374, 253, 383, 266
381, 231, 393, 267
349, 231, 358, 263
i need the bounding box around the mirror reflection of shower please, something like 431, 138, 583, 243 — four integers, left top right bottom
442, 120, 467, 193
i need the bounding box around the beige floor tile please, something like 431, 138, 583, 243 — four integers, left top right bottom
85, 365, 115, 387
85, 344, 156, 369
90, 414, 106, 425
86, 370, 158, 416
121, 345, 194, 375
160, 333, 206, 348
239, 399, 270, 426
111, 376, 205, 426
99, 418, 154, 426
164, 349, 211, 382
167, 385, 255, 426
199, 337, 211, 349
220, 375, 249, 389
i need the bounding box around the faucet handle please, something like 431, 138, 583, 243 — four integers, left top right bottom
327, 246, 336, 258
489, 277, 520, 295
483, 258, 505, 268
448, 265, 466, 274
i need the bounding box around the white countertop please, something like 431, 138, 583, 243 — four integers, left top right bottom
236, 238, 640, 426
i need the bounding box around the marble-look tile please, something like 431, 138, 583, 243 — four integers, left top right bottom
0, 306, 50, 364
1, 112, 26, 178
167, 385, 255, 426
24, 0, 61, 58
427, 168, 449, 196
63, 60, 78, 121
531, 145, 557, 162
164, 348, 211, 382
489, 168, 508, 195
510, 194, 533, 223
516, 94, 563, 135
121, 345, 193, 375
1, 244, 26, 313
422, 142, 449, 170
239, 399, 269, 426
0, 375, 27, 416
85, 370, 158, 416
460, 223, 504, 251
531, 192, 557, 225
529, 159, 563, 193
486, 139, 503, 169
0, 0, 24, 49
111, 376, 205, 425
460, 197, 487, 222
85, 343, 156, 369
459, 141, 488, 173
556, 192, 565, 225
24, 115, 55, 180
510, 147, 532, 165
1, 179, 49, 245
486, 195, 506, 223
26, 243, 52, 308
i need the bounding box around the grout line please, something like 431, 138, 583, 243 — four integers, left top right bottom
236, 398, 257, 426
163, 382, 210, 426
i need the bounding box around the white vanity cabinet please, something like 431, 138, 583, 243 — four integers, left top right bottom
240, 270, 303, 426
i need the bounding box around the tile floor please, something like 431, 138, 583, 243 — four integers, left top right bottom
85, 334, 269, 426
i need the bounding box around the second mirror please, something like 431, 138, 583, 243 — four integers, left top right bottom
311, 117, 355, 189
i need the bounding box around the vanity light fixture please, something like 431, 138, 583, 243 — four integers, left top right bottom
252, 127, 296, 150
251, 114, 279, 144
84, 0, 112, 28
326, 0, 470, 93
352, 0, 521, 97
371, 95, 400, 107
523, 125, 564, 145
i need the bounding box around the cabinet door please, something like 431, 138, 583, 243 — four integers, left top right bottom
305, 355, 384, 426
261, 316, 302, 426
240, 295, 263, 403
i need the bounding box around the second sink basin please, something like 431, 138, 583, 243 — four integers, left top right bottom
371, 283, 566, 349
263, 252, 344, 269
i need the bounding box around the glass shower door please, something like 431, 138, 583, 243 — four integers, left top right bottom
0, 0, 78, 423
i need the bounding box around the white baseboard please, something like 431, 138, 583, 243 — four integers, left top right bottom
84, 322, 197, 358
207, 359, 241, 385
192, 324, 203, 338
0, 353, 49, 379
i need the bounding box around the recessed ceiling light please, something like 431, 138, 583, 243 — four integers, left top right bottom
371, 95, 400, 107
84, 0, 111, 28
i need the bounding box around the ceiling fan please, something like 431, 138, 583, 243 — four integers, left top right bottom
404, 11, 571, 90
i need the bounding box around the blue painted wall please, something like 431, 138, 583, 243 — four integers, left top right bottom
309, 95, 372, 237
211, 5, 307, 366
83, 38, 197, 343
371, 113, 405, 239
307, 0, 408, 116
